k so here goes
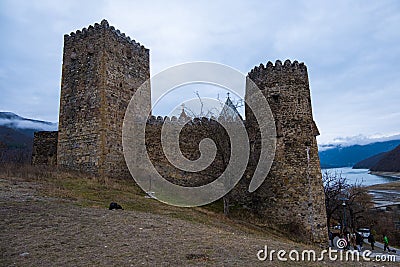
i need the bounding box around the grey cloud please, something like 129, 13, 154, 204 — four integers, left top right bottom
0, 0, 399, 144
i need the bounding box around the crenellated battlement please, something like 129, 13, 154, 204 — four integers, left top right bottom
64, 19, 148, 53
146, 115, 234, 126
246, 59, 314, 125
247, 59, 310, 93
249, 59, 307, 77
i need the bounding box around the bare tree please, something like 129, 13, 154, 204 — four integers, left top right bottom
345, 184, 373, 230
323, 170, 349, 231
184, 92, 244, 216
183, 91, 243, 120
323, 170, 373, 232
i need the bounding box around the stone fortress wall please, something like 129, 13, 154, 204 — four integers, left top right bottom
32, 131, 58, 165
145, 115, 232, 188
33, 20, 327, 244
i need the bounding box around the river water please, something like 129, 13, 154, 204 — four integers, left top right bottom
321, 167, 399, 187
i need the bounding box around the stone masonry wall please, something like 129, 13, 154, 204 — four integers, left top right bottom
145, 116, 231, 187
32, 131, 58, 165
57, 20, 150, 178
240, 60, 327, 244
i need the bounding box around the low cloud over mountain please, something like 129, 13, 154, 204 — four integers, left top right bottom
0, 112, 57, 163
0, 112, 57, 136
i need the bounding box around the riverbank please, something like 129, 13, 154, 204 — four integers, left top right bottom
322, 167, 399, 187
370, 171, 400, 179
367, 180, 400, 209
367, 180, 400, 191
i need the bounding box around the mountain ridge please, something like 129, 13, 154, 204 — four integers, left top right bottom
370, 144, 400, 172
0, 112, 57, 163
353, 151, 388, 169
0, 112, 57, 137
319, 139, 400, 168
0, 112, 55, 125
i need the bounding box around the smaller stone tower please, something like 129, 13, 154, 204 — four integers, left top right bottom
57, 20, 150, 178
244, 60, 327, 244
32, 131, 58, 165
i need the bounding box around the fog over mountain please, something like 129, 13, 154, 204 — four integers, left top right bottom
318, 134, 400, 151
0, 112, 57, 163
0, 112, 57, 136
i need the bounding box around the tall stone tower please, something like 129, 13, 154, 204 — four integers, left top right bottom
244, 60, 327, 244
57, 20, 150, 178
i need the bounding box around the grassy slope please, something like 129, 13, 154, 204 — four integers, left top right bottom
0, 164, 282, 240
1, 164, 397, 266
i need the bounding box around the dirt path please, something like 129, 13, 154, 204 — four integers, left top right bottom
0, 176, 398, 266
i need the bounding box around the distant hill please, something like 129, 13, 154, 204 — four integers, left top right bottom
319, 139, 400, 168
370, 145, 400, 172
0, 112, 57, 137
0, 126, 33, 148
353, 152, 388, 169
0, 112, 57, 163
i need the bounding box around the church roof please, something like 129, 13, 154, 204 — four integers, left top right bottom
219, 93, 242, 121
178, 104, 191, 121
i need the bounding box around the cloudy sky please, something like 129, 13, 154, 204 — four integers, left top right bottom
0, 0, 399, 145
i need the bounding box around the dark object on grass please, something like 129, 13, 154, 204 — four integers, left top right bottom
109, 202, 123, 210
186, 253, 209, 261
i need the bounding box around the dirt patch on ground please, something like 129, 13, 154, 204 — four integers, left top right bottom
0, 172, 397, 266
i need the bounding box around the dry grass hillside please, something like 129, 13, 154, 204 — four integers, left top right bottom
0, 165, 397, 266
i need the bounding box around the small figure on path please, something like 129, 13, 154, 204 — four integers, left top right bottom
355, 232, 363, 252
328, 230, 333, 247
368, 233, 375, 250
350, 233, 357, 250
383, 234, 389, 251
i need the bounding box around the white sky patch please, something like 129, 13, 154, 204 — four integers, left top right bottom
152, 83, 244, 118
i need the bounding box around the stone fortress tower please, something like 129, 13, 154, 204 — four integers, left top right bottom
241, 61, 327, 243
57, 20, 150, 178
32, 20, 327, 244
